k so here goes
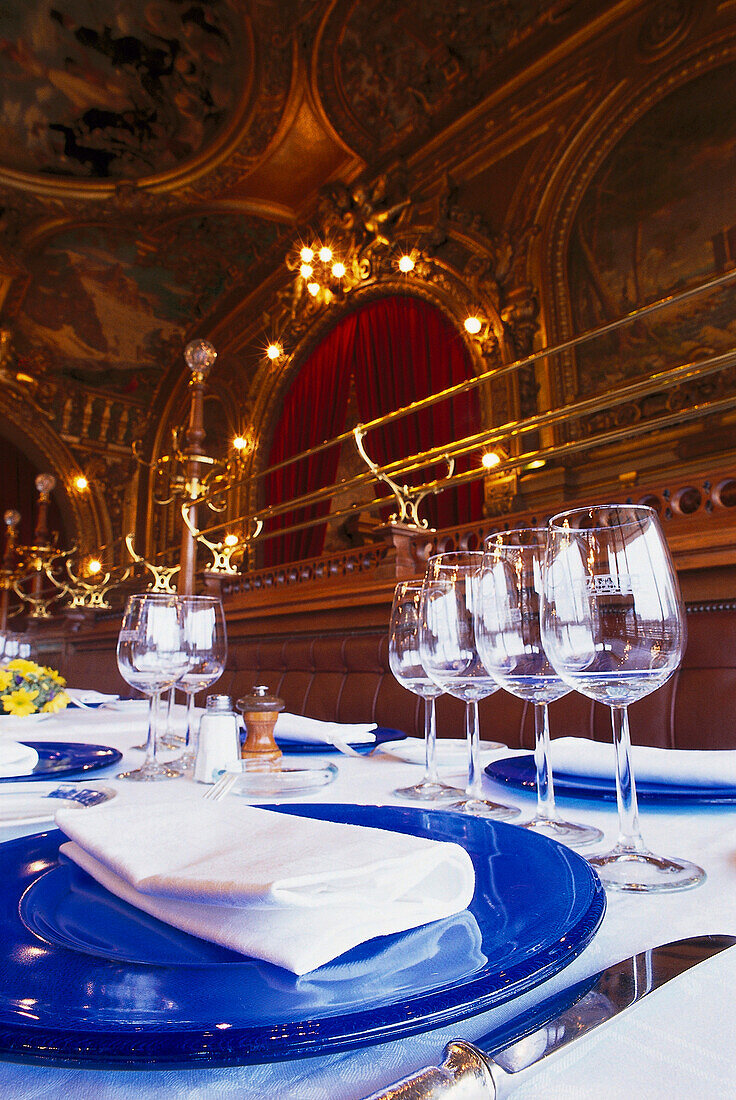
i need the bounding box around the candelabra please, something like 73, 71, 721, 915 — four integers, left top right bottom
132, 340, 249, 593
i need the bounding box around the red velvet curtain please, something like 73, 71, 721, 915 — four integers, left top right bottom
264, 312, 358, 565
351, 297, 481, 530
264, 296, 481, 565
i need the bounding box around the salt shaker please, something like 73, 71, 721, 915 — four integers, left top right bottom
194, 695, 241, 784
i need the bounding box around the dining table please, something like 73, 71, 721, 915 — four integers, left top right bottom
0, 702, 735, 1100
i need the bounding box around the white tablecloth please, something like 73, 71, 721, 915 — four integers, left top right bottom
1, 706, 735, 1099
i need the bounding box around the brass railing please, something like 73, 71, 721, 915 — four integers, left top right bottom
175, 265, 736, 567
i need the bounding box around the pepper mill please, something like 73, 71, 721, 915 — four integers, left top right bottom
237, 685, 284, 768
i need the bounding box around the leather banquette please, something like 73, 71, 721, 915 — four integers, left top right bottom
214, 602, 736, 751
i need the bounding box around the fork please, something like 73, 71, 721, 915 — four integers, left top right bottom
203, 772, 238, 801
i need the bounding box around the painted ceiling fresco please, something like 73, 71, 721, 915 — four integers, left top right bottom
568, 62, 736, 396
0, 0, 244, 179
319, 0, 573, 155
14, 214, 282, 395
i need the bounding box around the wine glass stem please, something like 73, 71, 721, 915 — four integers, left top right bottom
165, 686, 175, 736
611, 704, 645, 851
423, 695, 439, 784
534, 702, 557, 822
144, 691, 162, 769
184, 692, 197, 754
466, 700, 483, 799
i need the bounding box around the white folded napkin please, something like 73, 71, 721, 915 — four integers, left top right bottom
55, 798, 475, 974
67, 689, 120, 706
0, 739, 39, 778
274, 712, 377, 746
550, 736, 736, 788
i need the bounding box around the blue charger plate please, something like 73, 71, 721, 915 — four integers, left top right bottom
0, 803, 604, 1068
0, 742, 122, 784
274, 726, 406, 754
485, 754, 736, 804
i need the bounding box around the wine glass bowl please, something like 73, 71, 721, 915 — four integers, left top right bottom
388, 580, 464, 802
541, 504, 704, 891
419, 551, 519, 820
477, 529, 602, 847
116, 594, 189, 782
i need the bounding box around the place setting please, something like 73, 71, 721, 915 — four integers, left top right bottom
0, 506, 722, 1084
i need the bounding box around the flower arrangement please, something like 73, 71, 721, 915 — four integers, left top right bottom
0, 659, 70, 717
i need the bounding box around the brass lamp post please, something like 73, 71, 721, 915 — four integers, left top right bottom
178, 339, 217, 595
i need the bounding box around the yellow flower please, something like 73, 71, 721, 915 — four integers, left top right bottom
0, 670, 12, 692
42, 691, 70, 714
43, 667, 66, 686
5, 658, 41, 677
2, 687, 39, 717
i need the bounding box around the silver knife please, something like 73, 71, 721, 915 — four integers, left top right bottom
363, 934, 736, 1099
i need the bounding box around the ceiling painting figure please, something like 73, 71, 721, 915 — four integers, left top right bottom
0, 0, 243, 179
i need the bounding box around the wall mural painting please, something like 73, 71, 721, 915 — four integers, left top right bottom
568, 62, 736, 397
14, 215, 281, 397
0, 0, 243, 179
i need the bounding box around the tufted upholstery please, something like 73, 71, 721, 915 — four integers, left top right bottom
216, 603, 736, 751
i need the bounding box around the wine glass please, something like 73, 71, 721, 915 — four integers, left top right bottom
419, 551, 519, 820
388, 580, 464, 802
175, 595, 228, 772
541, 504, 704, 891
476, 529, 603, 847
116, 594, 189, 781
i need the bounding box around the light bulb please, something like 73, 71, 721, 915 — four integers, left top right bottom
299, 263, 313, 278
224, 534, 239, 547
331, 262, 346, 278
318, 246, 332, 262
307, 282, 320, 296
266, 344, 282, 360
299, 247, 314, 262
398, 254, 414, 273
481, 451, 501, 469
86, 558, 102, 575
73, 475, 89, 491
464, 316, 482, 335
233, 436, 247, 451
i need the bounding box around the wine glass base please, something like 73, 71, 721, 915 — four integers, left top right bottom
175, 750, 195, 772
159, 735, 185, 751
117, 764, 183, 782
588, 845, 706, 892
523, 816, 604, 849
449, 797, 521, 821
394, 780, 466, 802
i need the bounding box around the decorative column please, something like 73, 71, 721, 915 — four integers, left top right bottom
178, 340, 217, 596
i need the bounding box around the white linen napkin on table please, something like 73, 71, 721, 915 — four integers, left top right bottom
54, 797, 475, 974
67, 688, 120, 706
274, 712, 377, 747
550, 736, 736, 788
0, 739, 39, 777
